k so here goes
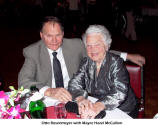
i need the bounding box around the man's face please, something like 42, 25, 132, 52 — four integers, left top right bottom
40, 22, 64, 51
86, 33, 107, 63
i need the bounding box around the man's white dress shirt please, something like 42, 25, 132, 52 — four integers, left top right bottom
39, 47, 70, 96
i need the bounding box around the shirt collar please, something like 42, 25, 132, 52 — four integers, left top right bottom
47, 47, 62, 54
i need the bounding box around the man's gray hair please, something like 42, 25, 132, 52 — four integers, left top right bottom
82, 25, 112, 50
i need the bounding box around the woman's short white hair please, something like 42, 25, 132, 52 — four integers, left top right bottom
82, 25, 112, 50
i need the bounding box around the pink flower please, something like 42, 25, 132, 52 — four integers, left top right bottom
7, 104, 22, 119
0, 91, 6, 97
0, 86, 29, 119
0, 91, 9, 106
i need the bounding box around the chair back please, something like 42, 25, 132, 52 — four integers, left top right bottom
125, 64, 144, 118
126, 64, 143, 98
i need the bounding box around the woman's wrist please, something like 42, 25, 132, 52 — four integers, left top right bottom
94, 102, 106, 112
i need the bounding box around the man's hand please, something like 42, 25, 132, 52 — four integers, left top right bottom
44, 88, 72, 103
127, 54, 145, 67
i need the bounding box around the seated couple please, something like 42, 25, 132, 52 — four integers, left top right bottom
18, 16, 145, 119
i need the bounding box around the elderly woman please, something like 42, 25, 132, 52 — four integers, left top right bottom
68, 25, 138, 118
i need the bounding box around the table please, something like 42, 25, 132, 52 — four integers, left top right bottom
42, 96, 132, 119
45, 106, 80, 119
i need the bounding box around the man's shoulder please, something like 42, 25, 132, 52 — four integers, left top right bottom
63, 38, 85, 48
23, 40, 45, 57
24, 40, 43, 52
63, 38, 82, 43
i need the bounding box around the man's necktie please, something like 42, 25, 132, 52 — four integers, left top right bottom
52, 52, 64, 88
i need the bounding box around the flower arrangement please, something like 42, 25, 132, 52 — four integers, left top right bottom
0, 86, 30, 119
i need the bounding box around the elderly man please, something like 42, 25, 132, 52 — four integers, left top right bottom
18, 16, 145, 103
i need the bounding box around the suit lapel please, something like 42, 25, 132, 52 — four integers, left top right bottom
62, 40, 72, 78
40, 41, 52, 81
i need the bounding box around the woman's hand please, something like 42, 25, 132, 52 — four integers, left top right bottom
82, 102, 105, 119
76, 97, 105, 119
76, 96, 92, 115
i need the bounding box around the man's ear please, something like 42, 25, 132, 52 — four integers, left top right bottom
62, 32, 64, 37
40, 32, 43, 39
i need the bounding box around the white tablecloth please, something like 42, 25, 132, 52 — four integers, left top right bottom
42, 96, 132, 119
87, 96, 132, 119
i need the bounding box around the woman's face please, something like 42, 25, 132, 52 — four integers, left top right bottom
86, 33, 108, 63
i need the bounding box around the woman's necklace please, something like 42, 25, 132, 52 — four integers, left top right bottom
97, 63, 102, 69
96, 53, 106, 75
96, 61, 102, 76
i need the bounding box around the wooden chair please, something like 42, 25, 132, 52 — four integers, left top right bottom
126, 64, 144, 118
